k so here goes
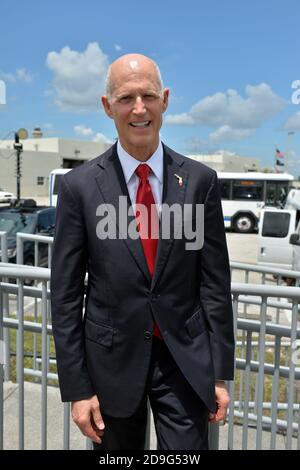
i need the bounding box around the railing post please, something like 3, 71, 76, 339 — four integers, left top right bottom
17, 278, 25, 449
286, 300, 298, 449
144, 399, 151, 450
208, 423, 219, 450
41, 281, 48, 449
270, 336, 281, 449
16, 234, 24, 266
255, 295, 267, 450
0, 287, 4, 450
228, 293, 239, 450
1, 232, 10, 382
63, 402, 70, 450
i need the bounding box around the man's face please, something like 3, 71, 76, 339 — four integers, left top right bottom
102, 65, 169, 159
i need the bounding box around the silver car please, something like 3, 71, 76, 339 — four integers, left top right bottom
0, 188, 15, 203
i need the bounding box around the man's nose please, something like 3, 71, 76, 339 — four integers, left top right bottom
133, 96, 146, 114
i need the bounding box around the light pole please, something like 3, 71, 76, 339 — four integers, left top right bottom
286, 131, 295, 173
13, 128, 28, 200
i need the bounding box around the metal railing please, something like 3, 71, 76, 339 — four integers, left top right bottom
16, 232, 53, 267
228, 282, 300, 450
231, 261, 300, 286
0, 260, 300, 449
0, 232, 53, 386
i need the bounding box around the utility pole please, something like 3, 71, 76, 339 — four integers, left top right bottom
13, 128, 28, 200
286, 131, 295, 173
13, 132, 23, 200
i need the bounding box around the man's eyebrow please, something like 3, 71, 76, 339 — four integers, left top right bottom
116, 92, 132, 99
116, 89, 160, 98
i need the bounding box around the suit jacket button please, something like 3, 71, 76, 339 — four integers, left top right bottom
144, 331, 152, 340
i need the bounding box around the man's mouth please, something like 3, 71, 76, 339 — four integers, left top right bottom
129, 121, 151, 128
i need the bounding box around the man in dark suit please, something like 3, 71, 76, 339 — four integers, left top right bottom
51, 53, 235, 450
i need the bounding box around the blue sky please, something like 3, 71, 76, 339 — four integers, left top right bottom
1, 0, 300, 175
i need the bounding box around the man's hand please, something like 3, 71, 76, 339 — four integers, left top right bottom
71, 395, 105, 443
209, 380, 230, 424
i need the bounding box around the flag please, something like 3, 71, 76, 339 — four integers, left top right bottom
275, 148, 284, 158
276, 159, 285, 166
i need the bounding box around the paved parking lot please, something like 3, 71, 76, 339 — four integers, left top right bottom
226, 232, 258, 265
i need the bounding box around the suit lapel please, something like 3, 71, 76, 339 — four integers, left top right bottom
95, 144, 151, 283
151, 146, 188, 291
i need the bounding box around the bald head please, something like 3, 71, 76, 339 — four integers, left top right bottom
105, 54, 164, 100
101, 53, 169, 161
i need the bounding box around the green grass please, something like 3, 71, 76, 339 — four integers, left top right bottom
234, 336, 297, 421
7, 314, 57, 385
6, 323, 299, 423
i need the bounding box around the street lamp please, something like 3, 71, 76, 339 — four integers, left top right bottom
13, 128, 28, 200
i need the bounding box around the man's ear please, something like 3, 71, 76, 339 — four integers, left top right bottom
162, 88, 169, 113
101, 96, 113, 118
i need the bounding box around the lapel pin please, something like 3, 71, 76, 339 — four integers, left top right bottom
174, 173, 183, 187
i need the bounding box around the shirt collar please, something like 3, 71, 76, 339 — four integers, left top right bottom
117, 140, 163, 184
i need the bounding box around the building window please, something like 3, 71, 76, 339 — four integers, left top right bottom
37, 176, 45, 186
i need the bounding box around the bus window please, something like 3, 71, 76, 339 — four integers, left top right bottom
276, 183, 288, 206
219, 179, 230, 199
266, 182, 276, 205
232, 180, 263, 200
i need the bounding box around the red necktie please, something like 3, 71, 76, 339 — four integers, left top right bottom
135, 164, 162, 340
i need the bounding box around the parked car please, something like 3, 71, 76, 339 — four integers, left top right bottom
257, 208, 298, 270
289, 227, 300, 273
0, 188, 15, 203
0, 199, 56, 271
257, 188, 300, 271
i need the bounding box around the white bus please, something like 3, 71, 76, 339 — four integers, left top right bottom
49, 169, 71, 207
217, 172, 294, 233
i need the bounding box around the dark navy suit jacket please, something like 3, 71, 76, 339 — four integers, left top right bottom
51, 142, 235, 417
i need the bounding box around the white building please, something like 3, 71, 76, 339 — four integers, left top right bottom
186, 150, 260, 172
0, 135, 112, 198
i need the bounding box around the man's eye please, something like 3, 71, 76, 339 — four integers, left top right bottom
119, 96, 131, 102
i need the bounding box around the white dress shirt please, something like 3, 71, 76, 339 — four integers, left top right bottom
117, 140, 163, 215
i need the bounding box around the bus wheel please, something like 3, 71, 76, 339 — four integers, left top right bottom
233, 214, 255, 233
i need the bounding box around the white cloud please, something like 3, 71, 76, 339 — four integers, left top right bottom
73, 125, 113, 145
0, 68, 34, 83
165, 112, 194, 125
46, 42, 109, 113
74, 124, 93, 136
93, 132, 113, 145
209, 125, 253, 143
284, 111, 300, 131
114, 44, 122, 51
166, 83, 286, 142
16, 68, 34, 83
0, 72, 16, 83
